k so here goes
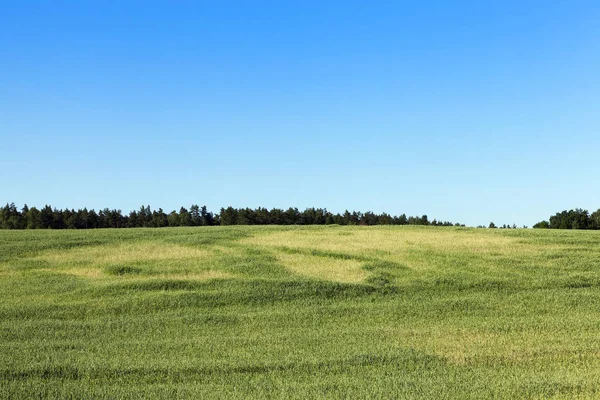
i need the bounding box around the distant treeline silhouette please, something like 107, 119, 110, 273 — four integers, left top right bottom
533, 208, 600, 230
0, 203, 463, 229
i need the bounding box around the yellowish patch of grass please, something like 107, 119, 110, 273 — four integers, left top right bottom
37, 242, 212, 266
246, 227, 517, 254
46, 268, 104, 278
244, 227, 527, 272
145, 271, 234, 281
41, 267, 232, 282
28, 242, 226, 280
276, 252, 366, 283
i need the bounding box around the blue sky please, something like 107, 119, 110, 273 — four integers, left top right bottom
2, 1, 599, 227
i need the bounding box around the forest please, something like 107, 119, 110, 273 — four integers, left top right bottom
533, 208, 600, 230
3, 203, 598, 230
0, 203, 461, 229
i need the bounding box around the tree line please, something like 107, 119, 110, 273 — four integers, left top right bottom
0, 203, 464, 230
479, 222, 527, 229
533, 208, 600, 230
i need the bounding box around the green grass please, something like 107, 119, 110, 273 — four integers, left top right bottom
1, 225, 600, 398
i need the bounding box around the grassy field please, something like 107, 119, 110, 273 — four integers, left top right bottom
2, 225, 600, 398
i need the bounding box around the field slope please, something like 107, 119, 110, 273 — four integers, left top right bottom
2, 226, 600, 398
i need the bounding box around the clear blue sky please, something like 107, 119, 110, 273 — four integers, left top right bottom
2, 1, 599, 227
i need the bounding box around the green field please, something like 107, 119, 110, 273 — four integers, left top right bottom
2, 226, 600, 398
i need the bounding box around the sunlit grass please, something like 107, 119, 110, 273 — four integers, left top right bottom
1, 226, 600, 398
275, 251, 367, 283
